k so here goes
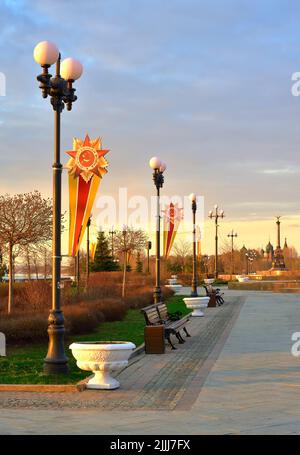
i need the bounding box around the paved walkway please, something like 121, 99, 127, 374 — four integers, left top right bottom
1, 290, 300, 434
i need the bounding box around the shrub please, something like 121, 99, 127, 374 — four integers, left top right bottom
85, 299, 127, 322
64, 306, 100, 335
0, 283, 8, 299
162, 286, 174, 300
0, 313, 48, 343
14, 281, 51, 312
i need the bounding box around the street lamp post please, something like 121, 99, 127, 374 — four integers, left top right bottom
227, 229, 238, 280
76, 251, 81, 287
248, 257, 253, 274
203, 254, 210, 277
34, 41, 83, 375
209, 205, 225, 280
147, 240, 152, 273
149, 157, 166, 304
109, 227, 116, 260
122, 227, 127, 300
86, 216, 91, 287
189, 193, 198, 297
246, 251, 256, 275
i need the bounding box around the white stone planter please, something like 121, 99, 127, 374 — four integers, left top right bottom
167, 278, 178, 285
69, 341, 136, 390
165, 284, 183, 293
204, 278, 215, 285
166, 276, 182, 293
183, 296, 209, 317
236, 275, 250, 283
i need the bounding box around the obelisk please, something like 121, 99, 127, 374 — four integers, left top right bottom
271, 216, 287, 270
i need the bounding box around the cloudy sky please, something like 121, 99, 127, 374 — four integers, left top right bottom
0, 0, 299, 254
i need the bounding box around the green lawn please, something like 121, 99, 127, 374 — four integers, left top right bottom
0, 295, 190, 384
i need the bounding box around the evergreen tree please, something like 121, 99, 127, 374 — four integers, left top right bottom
135, 252, 143, 273
91, 231, 119, 272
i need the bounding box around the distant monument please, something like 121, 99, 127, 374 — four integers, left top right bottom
270, 216, 287, 270
264, 240, 274, 262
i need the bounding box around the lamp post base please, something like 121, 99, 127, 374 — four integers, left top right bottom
43, 310, 69, 375
153, 287, 162, 304
44, 360, 69, 375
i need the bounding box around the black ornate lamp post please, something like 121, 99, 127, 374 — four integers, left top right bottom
147, 240, 152, 273
202, 254, 210, 277
109, 227, 117, 260
227, 229, 238, 280
149, 157, 166, 304
209, 205, 225, 280
86, 216, 91, 286
246, 251, 256, 274
189, 193, 198, 297
122, 227, 128, 299
34, 41, 83, 375
248, 257, 253, 274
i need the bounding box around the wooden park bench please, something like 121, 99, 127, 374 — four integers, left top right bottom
141, 303, 191, 350
202, 284, 225, 306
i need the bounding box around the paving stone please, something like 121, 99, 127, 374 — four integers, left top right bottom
2, 290, 300, 434
0, 297, 243, 411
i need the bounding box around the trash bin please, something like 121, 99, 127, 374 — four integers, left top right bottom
144, 325, 165, 354
208, 292, 216, 307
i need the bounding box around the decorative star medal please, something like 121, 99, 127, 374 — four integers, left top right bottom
66, 134, 109, 257
66, 135, 109, 182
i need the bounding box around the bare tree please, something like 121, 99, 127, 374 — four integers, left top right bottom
173, 239, 192, 273
20, 242, 52, 280
114, 227, 148, 298
23, 244, 32, 280
0, 191, 52, 313
41, 243, 52, 279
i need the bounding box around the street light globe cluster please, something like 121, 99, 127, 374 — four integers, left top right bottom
149, 156, 167, 173
33, 41, 59, 66
60, 58, 83, 81
33, 41, 83, 82
209, 206, 224, 219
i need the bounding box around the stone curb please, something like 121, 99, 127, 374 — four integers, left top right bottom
0, 383, 86, 393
